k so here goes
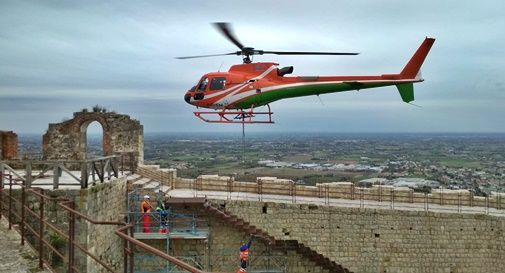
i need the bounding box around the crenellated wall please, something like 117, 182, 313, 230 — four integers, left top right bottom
134, 166, 505, 211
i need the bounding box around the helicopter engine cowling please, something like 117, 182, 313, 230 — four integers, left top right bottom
277, 66, 294, 76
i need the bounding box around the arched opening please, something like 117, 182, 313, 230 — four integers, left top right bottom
83, 121, 104, 159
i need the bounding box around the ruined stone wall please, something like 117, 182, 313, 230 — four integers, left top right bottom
42, 111, 143, 165
220, 199, 505, 273
0, 130, 18, 159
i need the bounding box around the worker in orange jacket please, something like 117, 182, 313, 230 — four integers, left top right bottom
141, 195, 153, 233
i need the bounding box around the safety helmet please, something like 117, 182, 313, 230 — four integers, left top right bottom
144, 195, 150, 199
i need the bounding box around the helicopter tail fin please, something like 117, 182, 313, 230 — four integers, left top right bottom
396, 83, 414, 103
400, 37, 435, 79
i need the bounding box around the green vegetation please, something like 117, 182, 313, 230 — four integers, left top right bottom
48, 232, 66, 265
92, 105, 107, 113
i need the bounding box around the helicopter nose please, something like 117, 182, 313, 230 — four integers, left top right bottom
184, 93, 191, 104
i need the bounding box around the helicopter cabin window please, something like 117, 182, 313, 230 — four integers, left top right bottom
197, 77, 208, 91
210, 77, 226, 91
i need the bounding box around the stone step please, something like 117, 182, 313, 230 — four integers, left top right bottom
132, 177, 151, 189
126, 174, 141, 182
143, 181, 160, 190
159, 185, 171, 195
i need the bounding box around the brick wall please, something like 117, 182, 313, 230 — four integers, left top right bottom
0, 130, 18, 159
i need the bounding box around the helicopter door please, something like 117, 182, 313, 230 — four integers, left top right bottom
209, 77, 226, 91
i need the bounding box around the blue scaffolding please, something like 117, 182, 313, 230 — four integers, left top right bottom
127, 191, 209, 273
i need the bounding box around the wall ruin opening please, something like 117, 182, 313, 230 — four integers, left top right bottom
82, 120, 105, 159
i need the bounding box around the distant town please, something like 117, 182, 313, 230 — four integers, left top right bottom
16, 132, 505, 196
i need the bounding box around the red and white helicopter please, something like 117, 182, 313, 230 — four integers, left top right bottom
179, 23, 435, 124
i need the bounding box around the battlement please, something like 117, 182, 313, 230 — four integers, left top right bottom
136, 165, 505, 215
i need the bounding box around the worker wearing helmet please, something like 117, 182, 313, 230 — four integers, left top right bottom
156, 199, 169, 233
141, 195, 153, 233
239, 235, 253, 270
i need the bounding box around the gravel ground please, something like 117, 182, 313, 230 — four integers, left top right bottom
0, 218, 50, 273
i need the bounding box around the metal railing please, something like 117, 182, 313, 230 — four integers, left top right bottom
0, 173, 209, 273
182, 179, 505, 217
0, 153, 136, 189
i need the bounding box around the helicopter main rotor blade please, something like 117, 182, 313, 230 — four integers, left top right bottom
260, 50, 359, 55
175, 52, 239, 59
213, 22, 244, 50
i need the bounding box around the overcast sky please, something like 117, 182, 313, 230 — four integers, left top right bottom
1, 0, 504, 134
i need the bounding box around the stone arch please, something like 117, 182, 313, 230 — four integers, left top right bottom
43, 111, 143, 165
79, 117, 111, 158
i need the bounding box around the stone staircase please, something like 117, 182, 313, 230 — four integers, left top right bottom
203, 200, 352, 273
126, 174, 171, 197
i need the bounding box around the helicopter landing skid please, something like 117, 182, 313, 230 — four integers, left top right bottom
194, 106, 274, 124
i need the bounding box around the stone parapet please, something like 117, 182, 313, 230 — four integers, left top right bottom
165, 172, 505, 210
136, 164, 176, 188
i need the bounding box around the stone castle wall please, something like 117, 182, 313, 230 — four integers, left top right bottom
82, 177, 127, 273
217, 199, 505, 273
42, 112, 143, 165
0, 130, 18, 160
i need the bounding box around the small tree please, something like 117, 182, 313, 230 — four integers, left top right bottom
92, 105, 107, 113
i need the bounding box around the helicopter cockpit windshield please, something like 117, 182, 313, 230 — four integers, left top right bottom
197, 77, 208, 92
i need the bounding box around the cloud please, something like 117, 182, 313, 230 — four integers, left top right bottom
0, 0, 504, 133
